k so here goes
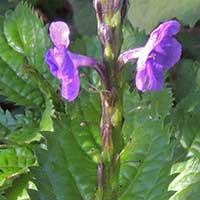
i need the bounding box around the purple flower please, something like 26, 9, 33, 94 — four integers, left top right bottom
45, 22, 80, 101
45, 21, 100, 101
136, 20, 182, 92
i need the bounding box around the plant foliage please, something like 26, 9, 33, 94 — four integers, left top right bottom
0, 0, 200, 200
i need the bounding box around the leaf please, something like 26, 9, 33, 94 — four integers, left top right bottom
119, 87, 175, 200
0, 19, 43, 107
171, 59, 200, 102
0, 107, 40, 145
66, 91, 101, 158
0, 108, 17, 138
173, 106, 200, 150
6, 125, 41, 145
0, 107, 40, 144
40, 98, 55, 132
122, 21, 147, 51
0, 107, 36, 132
4, 173, 30, 200
31, 90, 101, 199
0, 2, 61, 108
188, 135, 200, 157
122, 87, 173, 141
0, 146, 35, 188
169, 157, 200, 200
128, 0, 200, 33
31, 113, 98, 200
0, 58, 43, 108
0, 4, 48, 108
152, 58, 200, 200
170, 61, 200, 149
3, 2, 55, 86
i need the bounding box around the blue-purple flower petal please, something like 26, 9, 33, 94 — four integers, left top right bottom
45, 45, 80, 101
45, 46, 75, 80
45, 49, 59, 78
146, 61, 164, 91
135, 68, 147, 92
49, 21, 70, 48
151, 20, 180, 46
45, 21, 99, 101
136, 20, 182, 92
61, 71, 80, 102
153, 37, 181, 69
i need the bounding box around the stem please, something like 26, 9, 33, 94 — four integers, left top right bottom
93, 0, 127, 199
98, 88, 123, 199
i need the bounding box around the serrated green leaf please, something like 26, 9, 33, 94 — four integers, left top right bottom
169, 157, 200, 200
170, 60, 200, 149
0, 108, 34, 132
0, 58, 43, 108
0, 107, 40, 144
0, 2, 61, 108
30, 166, 58, 200
6, 125, 40, 145
173, 105, 200, 150
0, 19, 25, 75
66, 91, 101, 159
171, 59, 199, 102
32, 90, 101, 199
0, 107, 16, 138
170, 182, 200, 200
122, 87, 173, 140
3, 2, 55, 85
119, 87, 174, 200
188, 135, 200, 157
0, 147, 35, 188
128, 0, 200, 33
4, 10, 24, 54
170, 94, 200, 200
122, 21, 147, 51
32, 113, 98, 200
0, 4, 49, 108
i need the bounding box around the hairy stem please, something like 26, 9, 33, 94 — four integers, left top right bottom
94, 0, 127, 199
97, 88, 123, 199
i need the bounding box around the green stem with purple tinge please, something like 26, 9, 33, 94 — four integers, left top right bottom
94, 0, 127, 199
